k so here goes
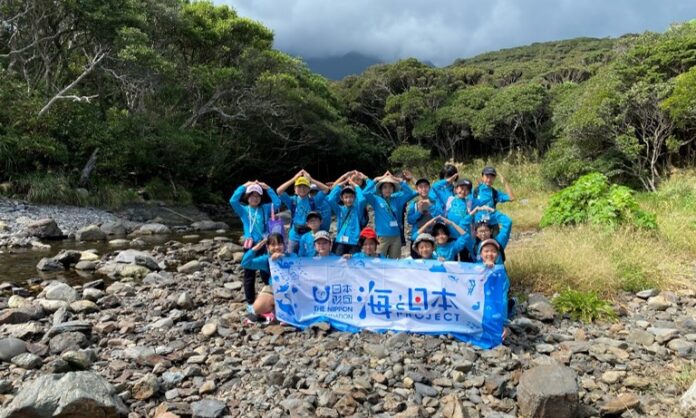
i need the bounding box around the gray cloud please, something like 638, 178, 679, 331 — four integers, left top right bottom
219, 0, 696, 66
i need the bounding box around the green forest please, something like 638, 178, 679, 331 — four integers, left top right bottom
1, 0, 695, 206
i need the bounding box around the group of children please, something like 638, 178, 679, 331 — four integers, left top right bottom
229, 165, 515, 323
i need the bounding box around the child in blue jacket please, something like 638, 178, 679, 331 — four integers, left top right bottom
417, 216, 470, 261
407, 177, 443, 257
430, 164, 458, 210
277, 170, 330, 254
363, 171, 416, 259
240, 233, 296, 323
298, 211, 322, 257
229, 180, 281, 307
327, 177, 366, 256
471, 166, 515, 232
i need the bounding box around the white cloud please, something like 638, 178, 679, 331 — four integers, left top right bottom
219, 0, 696, 66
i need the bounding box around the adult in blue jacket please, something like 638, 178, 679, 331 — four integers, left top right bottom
363, 172, 416, 259
229, 180, 281, 306
277, 170, 330, 254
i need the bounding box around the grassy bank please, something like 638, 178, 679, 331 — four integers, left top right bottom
452, 160, 695, 297
0, 173, 194, 210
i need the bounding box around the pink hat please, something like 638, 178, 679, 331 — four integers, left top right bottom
245, 184, 263, 196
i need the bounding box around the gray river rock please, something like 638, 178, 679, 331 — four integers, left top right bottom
0, 223, 694, 416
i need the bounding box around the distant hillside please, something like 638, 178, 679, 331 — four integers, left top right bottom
303, 52, 382, 80
451, 36, 634, 84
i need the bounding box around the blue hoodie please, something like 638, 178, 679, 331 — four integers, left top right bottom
434, 234, 470, 261
445, 195, 474, 237
430, 179, 454, 210
298, 231, 317, 257
229, 185, 281, 244
472, 183, 511, 225
328, 186, 366, 246
241, 251, 298, 274
280, 191, 327, 242
406, 198, 444, 241
363, 179, 417, 237
317, 200, 333, 231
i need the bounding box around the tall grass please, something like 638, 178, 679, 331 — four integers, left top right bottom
506, 221, 694, 297
4, 173, 141, 210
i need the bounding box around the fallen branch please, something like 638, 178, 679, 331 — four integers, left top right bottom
38, 47, 108, 116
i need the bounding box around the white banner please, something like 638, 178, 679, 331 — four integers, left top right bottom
270, 256, 509, 348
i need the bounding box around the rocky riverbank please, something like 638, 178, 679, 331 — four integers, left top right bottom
0, 197, 233, 250
0, 235, 695, 417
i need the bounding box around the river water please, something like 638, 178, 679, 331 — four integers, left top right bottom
0, 231, 242, 288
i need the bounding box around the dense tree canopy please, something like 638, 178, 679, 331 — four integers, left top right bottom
1, 1, 695, 206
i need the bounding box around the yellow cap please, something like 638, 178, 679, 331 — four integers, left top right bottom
295, 177, 311, 187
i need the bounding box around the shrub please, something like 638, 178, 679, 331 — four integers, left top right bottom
540, 172, 656, 229
388, 144, 435, 177
552, 289, 617, 323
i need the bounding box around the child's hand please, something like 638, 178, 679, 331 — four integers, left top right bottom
252, 238, 267, 252
258, 182, 270, 190
484, 260, 495, 268
270, 252, 285, 261
447, 173, 458, 184
438, 257, 445, 262
342, 253, 352, 259
498, 174, 506, 184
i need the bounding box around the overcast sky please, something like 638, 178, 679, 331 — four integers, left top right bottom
219, 0, 696, 66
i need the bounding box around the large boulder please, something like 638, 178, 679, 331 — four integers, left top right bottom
114, 249, 159, 271
44, 282, 78, 303
0, 371, 128, 418
133, 223, 170, 235
527, 293, 556, 322
100, 221, 127, 236
191, 220, 228, 231
75, 225, 106, 241
24, 218, 63, 239
682, 379, 696, 414
0, 337, 27, 362
517, 365, 578, 418
36, 258, 64, 272
53, 250, 83, 268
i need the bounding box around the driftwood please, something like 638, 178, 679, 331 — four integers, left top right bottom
78, 148, 99, 187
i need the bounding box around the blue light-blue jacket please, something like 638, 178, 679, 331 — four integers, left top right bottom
328, 186, 366, 246
406, 198, 444, 241
472, 184, 511, 225
430, 179, 454, 210
434, 234, 470, 261
363, 179, 416, 237
317, 199, 333, 231
279, 191, 327, 242
241, 251, 298, 274
299, 231, 317, 257
229, 185, 281, 244
445, 195, 474, 238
